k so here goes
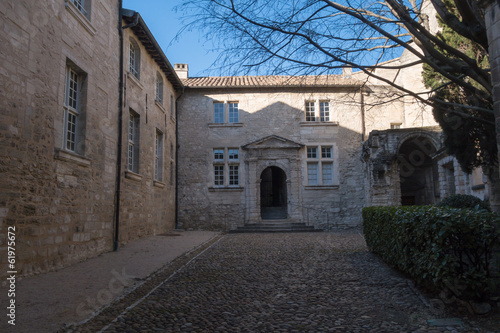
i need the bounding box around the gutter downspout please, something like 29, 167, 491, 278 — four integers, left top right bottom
114, 5, 139, 251
360, 87, 366, 141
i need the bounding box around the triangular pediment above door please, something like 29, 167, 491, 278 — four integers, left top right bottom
241, 135, 303, 150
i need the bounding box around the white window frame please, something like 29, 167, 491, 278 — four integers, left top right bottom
305, 101, 316, 122
213, 148, 240, 187
320, 101, 330, 122
229, 165, 239, 186
129, 39, 140, 79
170, 95, 175, 120
155, 130, 163, 181
228, 102, 239, 123
213, 102, 224, 123
128, 111, 140, 173
63, 66, 79, 152
306, 145, 334, 186
63, 63, 86, 155
70, 0, 90, 19
305, 100, 332, 122
156, 72, 163, 104
214, 165, 224, 187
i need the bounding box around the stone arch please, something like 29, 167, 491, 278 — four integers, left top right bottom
260, 166, 288, 219
396, 135, 439, 205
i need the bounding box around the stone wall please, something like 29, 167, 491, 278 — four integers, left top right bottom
0, 0, 120, 277
177, 87, 372, 230
119, 25, 178, 243
0, 2, 180, 278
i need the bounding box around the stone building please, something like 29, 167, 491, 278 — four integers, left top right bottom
1, 0, 498, 278
175, 67, 488, 231
0, 1, 180, 278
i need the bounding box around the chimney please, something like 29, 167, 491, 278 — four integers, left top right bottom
342, 66, 352, 78
174, 63, 189, 79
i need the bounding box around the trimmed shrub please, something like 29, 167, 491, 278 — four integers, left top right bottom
437, 194, 490, 211
363, 205, 500, 300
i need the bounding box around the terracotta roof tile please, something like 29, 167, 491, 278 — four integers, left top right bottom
182, 75, 362, 89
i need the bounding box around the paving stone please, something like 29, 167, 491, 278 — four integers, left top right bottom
69, 232, 492, 332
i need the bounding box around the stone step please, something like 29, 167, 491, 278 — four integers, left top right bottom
230, 222, 323, 233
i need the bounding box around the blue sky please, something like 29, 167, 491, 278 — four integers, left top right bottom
123, 0, 217, 77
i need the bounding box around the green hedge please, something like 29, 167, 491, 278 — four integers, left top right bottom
437, 194, 491, 211
362, 205, 500, 300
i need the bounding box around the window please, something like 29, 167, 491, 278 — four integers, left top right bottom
305, 100, 332, 122
229, 165, 239, 186
156, 72, 163, 104
63, 63, 86, 154
228, 102, 239, 123
307, 163, 318, 185
213, 103, 224, 123
307, 147, 317, 159
70, 0, 91, 19
170, 95, 175, 119
306, 145, 334, 186
305, 101, 316, 122
213, 148, 240, 187
320, 101, 330, 122
321, 147, 332, 158
228, 149, 239, 161
214, 149, 224, 161
212, 102, 240, 124
391, 123, 401, 129
322, 162, 333, 185
129, 39, 140, 79
170, 144, 174, 185
155, 130, 163, 181
214, 165, 224, 187
128, 110, 140, 173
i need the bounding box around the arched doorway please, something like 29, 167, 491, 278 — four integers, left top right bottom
398, 136, 438, 205
260, 166, 287, 219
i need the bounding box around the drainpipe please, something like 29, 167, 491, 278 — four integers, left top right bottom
360, 87, 366, 141
114, 4, 139, 251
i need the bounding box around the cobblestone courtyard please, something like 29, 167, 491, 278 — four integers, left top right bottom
70, 232, 491, 333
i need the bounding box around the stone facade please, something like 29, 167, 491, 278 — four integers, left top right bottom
119, 12, 180, 243
0, 0, 120, 277
0, 2, 180, 278
2, 0, 499, 278
176, 75, 436, 231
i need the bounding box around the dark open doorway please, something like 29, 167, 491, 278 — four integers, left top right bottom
260, 166, 287, 219
398, 137, 437, 205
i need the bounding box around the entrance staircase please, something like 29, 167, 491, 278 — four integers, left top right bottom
230, 220, 323, 233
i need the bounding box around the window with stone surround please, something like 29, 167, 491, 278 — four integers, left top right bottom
170, 143, 175, 185
129, 38, 141, 79
70, 0, 91, 20
128, 110, 140, 173
305, 100, 332, 122
305, 101, 316, 122
63, 61, 87, 155
155, 129, 163, 181
320, 101, 330, 122
170, 95, 175, 120
212, 101, 240, 124
156, 72, 163, 104
213, 103, 224, 123
228, 102, 239, 123
306, 145, 334, 186
213, 148, 240, 187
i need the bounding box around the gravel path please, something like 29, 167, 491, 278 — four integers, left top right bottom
72, 232, 482, 332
